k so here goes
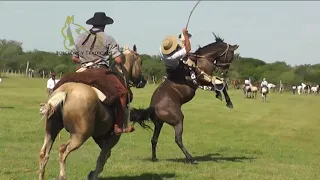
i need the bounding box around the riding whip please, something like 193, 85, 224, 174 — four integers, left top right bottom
185, 0, 201, 29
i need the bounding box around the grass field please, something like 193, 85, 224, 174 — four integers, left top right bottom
0, 76, 319, 180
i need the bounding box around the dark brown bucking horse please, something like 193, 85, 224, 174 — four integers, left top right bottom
38, 47, 146, 180
131, 34, 239, 164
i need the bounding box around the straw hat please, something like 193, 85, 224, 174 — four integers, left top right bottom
161, 36, 178, 55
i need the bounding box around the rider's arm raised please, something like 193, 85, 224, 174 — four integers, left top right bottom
183, 28, 191, 53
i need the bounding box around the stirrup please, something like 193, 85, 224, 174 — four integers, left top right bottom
212, 76, 224, 85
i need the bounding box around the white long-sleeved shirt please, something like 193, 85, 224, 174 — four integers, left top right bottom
261, 80, 268, 87
159, 47, 187, 68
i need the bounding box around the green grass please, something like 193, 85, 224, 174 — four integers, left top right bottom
0, 76, 319, 180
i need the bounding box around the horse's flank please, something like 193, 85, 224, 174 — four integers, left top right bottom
42, 82, 113, 136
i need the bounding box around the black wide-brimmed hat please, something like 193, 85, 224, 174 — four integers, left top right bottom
86, 12, 114, 26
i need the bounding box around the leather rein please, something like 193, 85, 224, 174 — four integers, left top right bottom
189, 43, 232, 68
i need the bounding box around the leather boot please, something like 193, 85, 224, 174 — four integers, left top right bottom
114, 94, 135, 136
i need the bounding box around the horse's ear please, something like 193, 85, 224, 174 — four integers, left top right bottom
230, 44, 239, 51
133, 44, 137, 52
212, 32, 217, 39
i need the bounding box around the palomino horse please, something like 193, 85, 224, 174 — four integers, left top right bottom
311, 85, 319, 94
38, 48, 146, 180
243, 85, 258, 98
131, 34, 239, 164
250, 85, 258, 98
267, 83, 276, 93
261, 86, 268, 102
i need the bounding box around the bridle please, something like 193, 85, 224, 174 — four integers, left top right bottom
191, 43, 232, 68
188, 43, 233, 92
124, 51, 145, 88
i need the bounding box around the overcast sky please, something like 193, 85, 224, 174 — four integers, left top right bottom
0, 1, 319, 65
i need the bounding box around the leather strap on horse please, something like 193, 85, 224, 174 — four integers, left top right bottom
119, 63, 132, 129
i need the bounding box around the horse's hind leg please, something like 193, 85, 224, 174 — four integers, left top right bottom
151, 120, 164, 162
59, 134, 88, 180
39, 116, 63, 180
88, 136, 120, 180
173, 114, 197, 164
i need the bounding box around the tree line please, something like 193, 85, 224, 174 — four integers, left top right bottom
1, 39, 320, 86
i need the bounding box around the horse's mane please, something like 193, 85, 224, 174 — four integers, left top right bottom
194, 32, 224, 55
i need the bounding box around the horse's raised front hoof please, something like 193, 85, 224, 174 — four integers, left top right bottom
87, 171, 94, 180
185, 158, 199, 165
151, 157, 159, 162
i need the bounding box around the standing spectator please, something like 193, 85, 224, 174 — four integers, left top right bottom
47, 72, 59, 97
279, 80, 284, 93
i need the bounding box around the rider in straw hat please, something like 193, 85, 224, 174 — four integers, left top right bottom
159, 28, 223, 85
72, 12, 134, 135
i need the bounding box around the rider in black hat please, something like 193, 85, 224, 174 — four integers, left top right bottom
72, 12, 134, 135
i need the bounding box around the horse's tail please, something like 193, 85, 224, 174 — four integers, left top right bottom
40, 91, 67, 121
130, 107, 155, 131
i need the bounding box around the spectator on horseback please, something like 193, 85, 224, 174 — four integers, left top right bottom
71, 12, 134, 135
260, 78, 269, 93
159, 28, 223, 85
279, 80, 284, 93
244, 78, 252, 88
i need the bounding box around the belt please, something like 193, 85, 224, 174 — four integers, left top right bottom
80, 62, 108, 69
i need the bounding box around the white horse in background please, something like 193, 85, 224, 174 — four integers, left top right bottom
297, 83, 306, 95
261, 86, 268, 102
267, 83, 276, 92
311, 85, 319, 94
297, 85, 302, 95
301, 83, 307, 93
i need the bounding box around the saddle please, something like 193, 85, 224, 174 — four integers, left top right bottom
52, 67, 133, 105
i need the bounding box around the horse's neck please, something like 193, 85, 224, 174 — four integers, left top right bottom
196, 58, 214, 76
123, 53, 135, 79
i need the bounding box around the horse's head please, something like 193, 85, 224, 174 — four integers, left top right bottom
122, 45, 146, 88
193, 32, 239, 77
